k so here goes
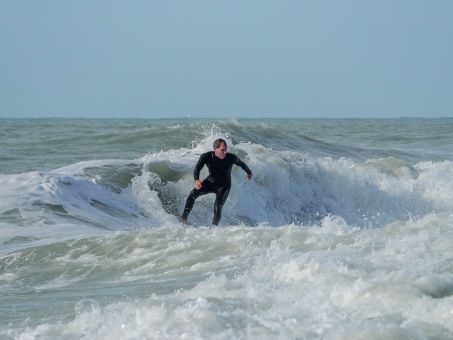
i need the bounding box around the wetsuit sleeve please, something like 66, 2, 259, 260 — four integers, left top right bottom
234, 155, 252, 175
193, 152, 209, 180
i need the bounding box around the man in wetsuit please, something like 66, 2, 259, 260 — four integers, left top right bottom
180, 138, 253, 226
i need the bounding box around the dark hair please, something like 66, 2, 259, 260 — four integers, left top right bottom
213, 138, 227, 149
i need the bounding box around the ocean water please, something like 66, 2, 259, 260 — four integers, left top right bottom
1, 117, 453, 339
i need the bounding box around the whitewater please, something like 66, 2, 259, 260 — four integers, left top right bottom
1, 118, 453, 339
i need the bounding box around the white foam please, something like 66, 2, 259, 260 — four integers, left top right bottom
9, 214, 453, 339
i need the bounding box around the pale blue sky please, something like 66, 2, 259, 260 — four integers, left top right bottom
1, 1, 452, 119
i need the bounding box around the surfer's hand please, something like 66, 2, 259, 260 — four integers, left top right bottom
194, 180, 203, 189
246, 172, 253, 180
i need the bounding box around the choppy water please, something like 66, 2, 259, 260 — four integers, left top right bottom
1, 118, 453, 339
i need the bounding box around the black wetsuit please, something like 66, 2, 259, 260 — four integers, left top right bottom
181, 151, 252, 225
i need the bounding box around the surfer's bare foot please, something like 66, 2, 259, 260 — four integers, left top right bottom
179, 218, 187, 224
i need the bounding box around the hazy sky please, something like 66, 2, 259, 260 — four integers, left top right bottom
1, 1, 452, 119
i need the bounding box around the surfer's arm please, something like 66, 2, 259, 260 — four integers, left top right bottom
193, 153, 208, 188
193, 154, 207, 180
234, 155, 253, 180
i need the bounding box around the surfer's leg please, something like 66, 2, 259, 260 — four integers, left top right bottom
180, 182, 214, 222
212, 186, 230, 226
180, 189, 200, 222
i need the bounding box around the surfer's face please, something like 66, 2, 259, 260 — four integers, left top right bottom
214, 142, 227, 159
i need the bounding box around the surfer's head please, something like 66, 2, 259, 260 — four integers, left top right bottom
213, 138, 227, 159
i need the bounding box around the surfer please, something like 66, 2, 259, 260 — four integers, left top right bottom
180, 138, 253, 226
